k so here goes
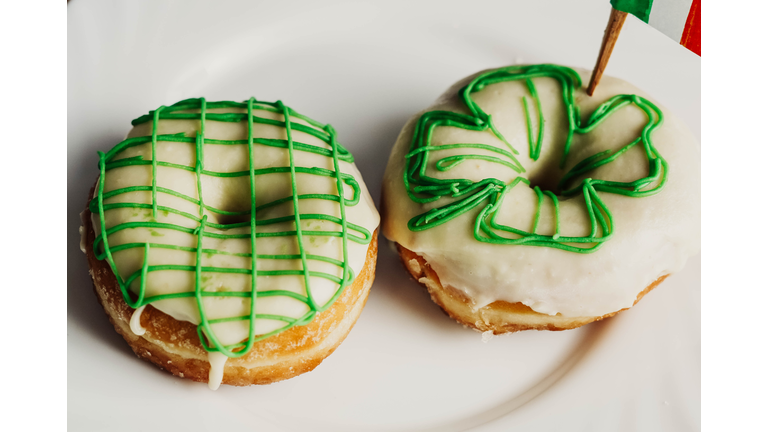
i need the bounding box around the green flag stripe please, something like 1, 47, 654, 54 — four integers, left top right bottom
610, 0, 654, 23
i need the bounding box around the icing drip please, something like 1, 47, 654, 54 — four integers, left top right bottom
79, 227, 86, 253
79, 211, 87, 253
129, 305, 147, 336
90, 98, 374, 363
207, 351, 228, 390
404, 64, 667, 253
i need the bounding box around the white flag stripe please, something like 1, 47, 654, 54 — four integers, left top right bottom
648, 0, 694, 42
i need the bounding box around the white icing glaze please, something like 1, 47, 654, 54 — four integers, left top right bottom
382, 67, 700, 318
207, 351, 228, 390
91, 104, 380, 352
129, 305, 147, 336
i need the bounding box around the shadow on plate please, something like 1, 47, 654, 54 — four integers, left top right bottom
369, 234, 474, 336
68, 131, 136, 355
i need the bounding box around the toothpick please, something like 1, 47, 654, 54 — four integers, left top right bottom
587, 7, 627, 96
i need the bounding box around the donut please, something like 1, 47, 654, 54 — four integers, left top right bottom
381, 64, 700, 333
82, 98, 380, 388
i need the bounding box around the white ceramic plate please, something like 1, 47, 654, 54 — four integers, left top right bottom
67, 1, 701, 430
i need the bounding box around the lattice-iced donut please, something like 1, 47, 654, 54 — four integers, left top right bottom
82, 98, 380, 388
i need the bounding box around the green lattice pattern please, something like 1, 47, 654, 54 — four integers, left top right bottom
404, 64, 667, 252
90, 98, 372, 358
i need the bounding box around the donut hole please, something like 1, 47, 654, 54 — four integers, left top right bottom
524, 159, 563, 195
213, 212, 251, 226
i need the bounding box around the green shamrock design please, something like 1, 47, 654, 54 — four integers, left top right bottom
404, 64, 667, 253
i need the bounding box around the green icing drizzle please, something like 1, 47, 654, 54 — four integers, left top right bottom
404, 64, 667, 253
90, 97, 372, 358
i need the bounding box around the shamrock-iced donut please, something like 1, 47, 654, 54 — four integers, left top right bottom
381, 64, 700, 333
82, 98, 380, 388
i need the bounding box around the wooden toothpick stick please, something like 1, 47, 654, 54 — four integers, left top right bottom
587, 7, 628, 96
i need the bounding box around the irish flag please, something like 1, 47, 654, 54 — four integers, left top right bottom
610, 0, 701, 55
